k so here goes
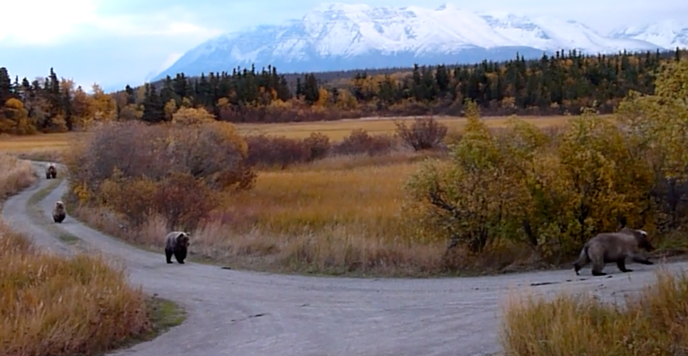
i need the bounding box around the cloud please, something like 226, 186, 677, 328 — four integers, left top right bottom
0, 0, 222, 47
0, 0, 98, 45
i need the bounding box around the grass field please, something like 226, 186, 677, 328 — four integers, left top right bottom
233, 114, 580, 140
0, 114, 582, 276
0, 115, 584, 153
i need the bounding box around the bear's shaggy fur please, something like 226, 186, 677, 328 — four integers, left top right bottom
52, 200, 66, 223
45, 163, 57, 179
573, 227, 655, 276
164, 231, 191, 264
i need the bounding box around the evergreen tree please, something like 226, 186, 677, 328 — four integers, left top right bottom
142, 84, 164, 123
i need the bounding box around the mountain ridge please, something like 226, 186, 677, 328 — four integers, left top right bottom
152, 2, 682, 82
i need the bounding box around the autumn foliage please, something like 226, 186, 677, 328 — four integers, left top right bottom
406, 59, 688, 262
0, 49, 685, 136
65, 117, 254, 231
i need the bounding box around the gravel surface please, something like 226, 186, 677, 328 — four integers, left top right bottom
3, 162, 688, 356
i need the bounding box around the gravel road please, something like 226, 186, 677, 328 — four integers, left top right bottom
3, 162, 688, 356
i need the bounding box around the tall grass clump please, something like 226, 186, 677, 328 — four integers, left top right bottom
500, 268, 688, 355
0, 153, 36, 201
0, 221, 152, 356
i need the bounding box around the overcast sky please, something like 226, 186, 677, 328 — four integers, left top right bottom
1, 0, 686, 91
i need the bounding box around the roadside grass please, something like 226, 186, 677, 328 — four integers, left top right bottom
0, 223, 152, 356
0, 153, 36, 202
500, 267, 688, 355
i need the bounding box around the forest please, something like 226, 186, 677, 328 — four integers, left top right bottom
0, 48, 685, 134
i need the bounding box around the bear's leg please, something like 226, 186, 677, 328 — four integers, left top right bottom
591, 258, 607, 276
616, 259, 633, 273
174, 249, 187, 264
165, 250, 173, 264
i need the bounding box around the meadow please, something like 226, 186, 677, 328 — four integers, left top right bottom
5, 113, 573, 277
0, 114, 579, 153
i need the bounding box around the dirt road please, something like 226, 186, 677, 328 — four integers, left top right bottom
3, 162, 688, 356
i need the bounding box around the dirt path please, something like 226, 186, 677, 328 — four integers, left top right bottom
3, 162, 688, 356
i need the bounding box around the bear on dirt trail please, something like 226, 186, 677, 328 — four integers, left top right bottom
573, 227, 655, 276
53, 200, 66, 223
46, 163, 57, 179
165, 231, 191, 264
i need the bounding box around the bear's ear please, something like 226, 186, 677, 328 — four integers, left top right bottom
177, 232, 185, 239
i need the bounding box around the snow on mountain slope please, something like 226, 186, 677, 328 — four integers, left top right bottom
610, 19, 688, 49
152, 2, 667, 81
482, 13, 661, 53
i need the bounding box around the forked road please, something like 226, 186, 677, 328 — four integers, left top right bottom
4, 162, 688, 356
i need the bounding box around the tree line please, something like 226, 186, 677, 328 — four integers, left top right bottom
0, 48, 685, 134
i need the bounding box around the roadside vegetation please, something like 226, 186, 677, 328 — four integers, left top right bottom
500, 268, 688, 355
0, 153, 35, 201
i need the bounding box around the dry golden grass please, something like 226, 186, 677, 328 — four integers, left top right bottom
0, 132, 77, 151
236, 114, 580, 140
229, 157, 419, 235
0, 133, 72, 162
0, 153, 36, 201
0, 221, 152, 356
500, 267, 688, 355
0, 114, 581, 150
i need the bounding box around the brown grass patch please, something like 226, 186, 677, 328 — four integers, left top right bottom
0, 153, 37, 201
500, 267, 688, 355
0, 220, 152, 356
0, 115, 579, 150
235, 114, 579, 140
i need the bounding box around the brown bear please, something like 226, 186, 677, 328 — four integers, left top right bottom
45, 163, 57, 179
53, 200, 66, 223
164, 231, 191, 264
573, 227, 655, 276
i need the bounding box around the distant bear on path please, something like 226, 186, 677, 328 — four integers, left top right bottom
46, 163, 57, 179
53, 200, 66, 223
165, 231, 191, 264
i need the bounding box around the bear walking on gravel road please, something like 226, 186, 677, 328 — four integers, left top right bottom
165, 231, 191, 264
573, 227, 655, 276
45, 163, 57, 179
53, 200, 66, 223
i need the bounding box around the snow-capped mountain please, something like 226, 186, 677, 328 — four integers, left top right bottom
609, 19, 688, 49
152, 2, 670, 81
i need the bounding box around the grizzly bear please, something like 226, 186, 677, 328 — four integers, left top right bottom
573, 227, 655, 276
45, 163, 57, 179
52, 200, 66, 223
164, 231, 191, 264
